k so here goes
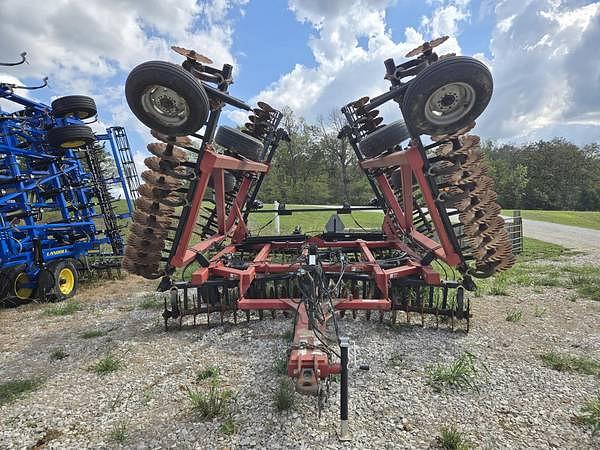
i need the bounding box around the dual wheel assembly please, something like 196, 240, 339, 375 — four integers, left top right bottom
0, 260, 79, 306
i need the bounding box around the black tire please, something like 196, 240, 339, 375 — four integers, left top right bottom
215, 125, 263, 161
358, 120, 410, 158
0, 265, 33, 306
51, 95, 97, 119
48, 259, 79, 301
402, 56, 493, 136
208, 170, 237, 193
47, 125, 96, 149
125, 61, 210, 136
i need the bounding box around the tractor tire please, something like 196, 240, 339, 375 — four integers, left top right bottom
0, 265, 34, 306
402, 56, 493, 136
49, 259, 79, 301
215, 125, 263, 161
51, 95, 97, 119
358, 120, 410, 158
47, 125, 96, 149
125, 61, 209, 136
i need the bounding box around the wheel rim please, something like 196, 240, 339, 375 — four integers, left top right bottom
14, 272, 33, 300
141, 85, 190, 127
58, 268, 75, 296
424, 82, 476, 126
60, 140, 86, 148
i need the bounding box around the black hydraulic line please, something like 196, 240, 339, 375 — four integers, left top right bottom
339, 336, 350, 441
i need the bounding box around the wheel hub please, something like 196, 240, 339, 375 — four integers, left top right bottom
424, 82, 476, 126
141, 85, 190, 127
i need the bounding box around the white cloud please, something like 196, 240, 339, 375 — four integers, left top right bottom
477, 0, 600, 143
234, 0, 470, 125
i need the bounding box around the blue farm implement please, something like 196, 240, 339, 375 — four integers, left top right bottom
0, 53, 140, 304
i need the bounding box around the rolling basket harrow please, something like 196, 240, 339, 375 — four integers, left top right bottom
122, 38, 515, 436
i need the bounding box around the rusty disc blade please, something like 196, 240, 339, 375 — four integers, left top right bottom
138, 183, 171, 200
431, 124, 477, 142
135, 197, 175, 217
141, 170, 183, 189
126, 235, 166, 253
147, 142, 188, 163
405, 35, 449, 58
130, 222, 169, 239
257, 101, 276, 112
150, 129, 193, 147
171, 46, 213, 64
132, 210, 173, 228
351, 96, 370, 108
144, 156, 193, 180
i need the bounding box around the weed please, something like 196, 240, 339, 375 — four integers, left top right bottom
570, 274, 600, 302
427, 352, 486, 392
437, 426, 471, 450
488, 279, 509, 296
50, 348, 68, 360
533, 305, 546, 318
0, 379, 42, 405
91, 355, 122, 375
281, 329, 294, 341
138, 294, 163, 310
273, 355, 288, 375
109, 419, 129, 443
575, 391, 600, 435
196, 366, 220, 381
186, 381, 233, 420
539, 351, 600, 377
505, 309, 523, 323
81, 329, 108, 339
388, 352, 407, 369
219, 417, 236, 435
43, 300, 83, 316
274, 377, 295, 411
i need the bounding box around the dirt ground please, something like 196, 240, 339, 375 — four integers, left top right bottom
1, 260, 599, 449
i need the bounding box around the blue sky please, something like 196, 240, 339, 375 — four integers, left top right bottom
1, 0, 599, 173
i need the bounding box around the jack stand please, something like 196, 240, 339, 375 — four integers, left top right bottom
338, 336, 352, 442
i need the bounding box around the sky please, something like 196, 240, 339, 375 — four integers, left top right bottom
1, 0, 599, 174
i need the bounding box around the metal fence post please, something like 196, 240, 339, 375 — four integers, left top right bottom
274, 201, 280, 235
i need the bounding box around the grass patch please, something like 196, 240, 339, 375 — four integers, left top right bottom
273, 355, 288, 375
570, 274, 600, 302
80, 329, 109, 339
274, 377, 295, 411
91, 354, 122, 375
43, 300, 83, 316
0, 379, 42, 405
196, 366, 220, 381
577, 391, 600, 435
437, 426, 471, 450
388, 352, 408, 369
505, 309, 523, 323
50, 348, 69, 360
519, 237, 575, 262
533, 305, 546, 317
186, 381, 233, 420
503, 210, 600, 231
109, 420, 129, 443
539, 351, 600, 377
219, 417, 236, 435
427, 352, 486, 392
138, 294, 163, 310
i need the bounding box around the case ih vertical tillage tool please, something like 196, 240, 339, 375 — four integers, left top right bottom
123, 39, 515, 436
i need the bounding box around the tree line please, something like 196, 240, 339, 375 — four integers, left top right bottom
258, 109, 600, 211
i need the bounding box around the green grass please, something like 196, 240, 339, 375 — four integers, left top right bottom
90, 355, 122, 375
0, 379, 43, 405
578, 391, 600, 435
109, 420, 129, 443
503, 210, 600, 231
505, 309, 523, 323
519, 237, 576, 262
273, 355, 288, 375
196, 366, 220, 381
138, 294, 163, 310
50, 348, 69, 360
186, 381, 233, 420
219, 417, 236, 435
80, 329, 109, 339
437, 426, 471, 450
247, 204, 384, 235
539, 351, 600, 377
43, 300, 83, 316
427, 352, 486, 392
274, 377, 295, 411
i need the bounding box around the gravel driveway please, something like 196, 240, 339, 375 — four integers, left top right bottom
1, 262, 599, 449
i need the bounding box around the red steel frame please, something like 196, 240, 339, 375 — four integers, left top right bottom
167, 141, 459, 391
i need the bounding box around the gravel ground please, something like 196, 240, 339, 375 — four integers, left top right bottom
1, 258, 599, 449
